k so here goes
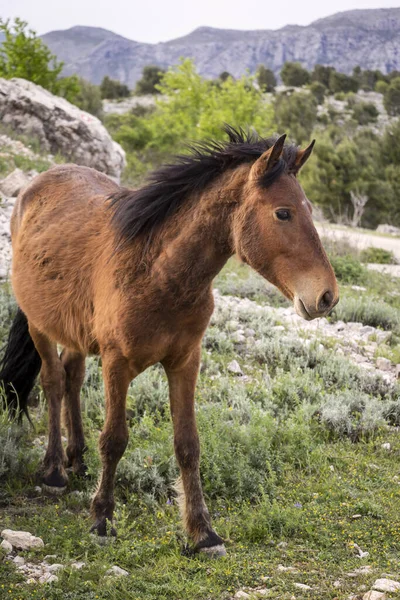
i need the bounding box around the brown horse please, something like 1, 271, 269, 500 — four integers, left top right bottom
0, 126, 338, 556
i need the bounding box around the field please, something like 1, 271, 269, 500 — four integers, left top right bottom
1, 247, 400, 600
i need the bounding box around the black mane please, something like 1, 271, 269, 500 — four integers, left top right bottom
110, 125, 298, 246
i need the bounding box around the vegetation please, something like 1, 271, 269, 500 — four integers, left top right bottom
280, 61, 310, 87
100, 76, 130, 99
256, 65, 276, 92
135, 65, 166, 95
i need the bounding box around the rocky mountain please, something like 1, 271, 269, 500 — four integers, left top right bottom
40, 8, 400, 87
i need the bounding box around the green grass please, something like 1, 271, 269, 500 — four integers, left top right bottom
1, 258, 400, 600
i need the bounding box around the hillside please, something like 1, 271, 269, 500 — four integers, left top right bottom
41, 8, 400, 86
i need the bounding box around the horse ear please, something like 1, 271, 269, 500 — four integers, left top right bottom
292, 140, 315, 175
250, 134, 286, 180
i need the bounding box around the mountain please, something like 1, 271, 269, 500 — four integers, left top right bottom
41, 8, 400, 87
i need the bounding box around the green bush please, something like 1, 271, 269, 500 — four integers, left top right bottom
280, 62, 310, 87
100, 76, 130, 99
329, 254, 367, 284
352, 102, 379, 125
309, 81, 327, 104
383, 77, 400, 116
360, 247, 397, 264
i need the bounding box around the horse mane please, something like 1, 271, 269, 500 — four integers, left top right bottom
110, 125, 299, 246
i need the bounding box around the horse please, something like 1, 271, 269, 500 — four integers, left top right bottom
0, 126, 338, 556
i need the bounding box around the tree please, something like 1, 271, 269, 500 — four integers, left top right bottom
274, 91, 317, 144
280, 62, 310, 87
256, 65, 276, 92
135, 65, 166, 95
309, 81, 327, 104
311, 64, 335, 88
0, 18, 65, 94
329, 71, 359, 94
350, 190, 369, 227
383, 77, 400, 116
219, 71, 233, 83
70, 78, 103, 117
100, 76, 130, 99
352, 102, 379, 125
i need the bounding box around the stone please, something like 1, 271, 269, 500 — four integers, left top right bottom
293, 582, 312, 590
1, 529, 44, 550
277, 564, 298, 573
376, 224, 400, 235
71, 561, 86, 570
0, 78, 126, 180
47, 563, 63, 572
396, 364, 400, 380
227, 359, 243, 375
0, 168, 31, 197
1, 539, 12, 553
373, 579, 400, 593
375, 331, 391, 344
376, 357, 391, 371
39, 573, 59, 584
13, 556, 25, 565
363, 592, 386, 600
381, 442, 391, 451
234, 592, 251, 599
106, 565, 129, 577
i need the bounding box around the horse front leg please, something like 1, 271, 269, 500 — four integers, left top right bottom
90, 350, 130, 536
163, 347, 226, 556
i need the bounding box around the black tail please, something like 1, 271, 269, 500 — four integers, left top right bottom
0, 308, 42, 419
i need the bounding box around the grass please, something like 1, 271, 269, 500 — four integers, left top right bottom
0, 252, 400, 599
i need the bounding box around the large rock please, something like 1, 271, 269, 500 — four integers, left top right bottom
0, 168, 32, 197
0, 78, 125, 180
1, 529, 44, 550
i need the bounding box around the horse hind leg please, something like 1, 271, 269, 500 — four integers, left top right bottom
29, 324, 68, 491
61, 349, 87, 477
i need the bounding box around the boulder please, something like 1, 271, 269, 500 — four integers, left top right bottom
376, 224, 400, 235
373, 578, 400, 593
1, 529, 44, 550
0, 168, 32, 197
0, 78, 125, 180
106, 565, 129, 577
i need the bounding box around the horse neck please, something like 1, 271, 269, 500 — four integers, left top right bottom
150, 166, 248, 303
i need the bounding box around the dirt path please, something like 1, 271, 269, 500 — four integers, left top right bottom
316, 223, 400, 262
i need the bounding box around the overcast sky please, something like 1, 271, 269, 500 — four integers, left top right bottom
1, 0, 399, 43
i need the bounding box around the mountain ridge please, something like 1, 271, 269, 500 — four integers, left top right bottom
40, 8, 400, 87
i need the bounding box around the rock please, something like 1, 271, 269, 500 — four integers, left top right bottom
396, 364, 400, 379
71, 561, 86, 570
43, 555, 57, 562
381, 442, 391, 451
34, 486, 42, 494
1, 529, 44, 550
39, 573, 59, 584
1, 539, 13, 553
0, 168, 31, 197
277, 564, 298, 573
293, 582, 312, 590
376, 224, 400, 235
0, 78, 125, 179
234, 592, 251, 599
373, 578, 400, 593
375, 331, 391, 344
47, 563, 63, 572
376, 357, 391, 371
227, 359, 243, 375
13, 556, 25, 565
232, 332, 246, 344
363, 592, 386, 600
106, 565, 129, 577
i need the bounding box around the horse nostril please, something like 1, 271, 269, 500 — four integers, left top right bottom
318, 290, 333, 313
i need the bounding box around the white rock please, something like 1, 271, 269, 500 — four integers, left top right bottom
277, 564, 298, 572
396, 364, 400, 379
13, 556, 25, 565
227, 359, 243, 375
0, 168, 31, 197
373, 578, 400, 593
71, 561, 86, 570
376, 357, 391, 371
294, 582, 312, 590
363, 591, 386, 600
39, 573, 59, 584
1, 529, 44, 550
106, 565, 129, 577
1, 539, 13, 553
381, 442, 391, 451
0, 78, 125, 179
234, 592, 251, 599
47, 563, 63, 572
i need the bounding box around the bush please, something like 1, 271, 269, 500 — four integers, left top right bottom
135, 65, 166, 95
100, 76, 130, 99
309, 81, 327, 104
329, 254, 367, 284
280, 62, 310, 87
352, 102, 379, 125
332, 296, 400, 333
329, 71, 359, 94
68, 78, 103, 117
383, 77, 400, 116
256, 65, 276, 92
274, 91, 317, 144
375, 80, 389, 95
360, 247, 397, 264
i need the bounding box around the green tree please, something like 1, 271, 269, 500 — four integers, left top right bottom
375, 80, 389, 94
311, 64, 335, 88
0, 18, 65, 94
329, 71, 359, 94
309, 81, 327, 104
274, 91, 317, 144
69, 78, 103, 117
135, 65, 166, 95
256, 65, 276, 92
280, 62, 310, 87
100, 76, 130, 99
219, 71, 233, 82
351, 102, 379, 125
383, 77, 400, 116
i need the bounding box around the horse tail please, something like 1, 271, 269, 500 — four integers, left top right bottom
0, 308, 42, 420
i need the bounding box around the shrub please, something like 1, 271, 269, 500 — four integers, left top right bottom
360, 247, 397, 264
135, 65, 166, 95
331, 296, 400, 333
383, 77, 400, 116
274, 91, 317, 144
256, 65, 276, 92
100, 76, 130, 99
309, 81, 327, 104
375, 80, 389, 95
329, 71, 359, 94
280, 62, 310, 87
329, 254, 367, 284
352, 102, 379, 125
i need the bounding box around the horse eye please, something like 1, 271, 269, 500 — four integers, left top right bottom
276, 209, 291, 221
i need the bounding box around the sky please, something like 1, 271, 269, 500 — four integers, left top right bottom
1, 0, 399, 43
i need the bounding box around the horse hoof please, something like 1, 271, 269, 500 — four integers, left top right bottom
90, 519, 117, 538
42, 469, 68, 491
198, 544, 227, 558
